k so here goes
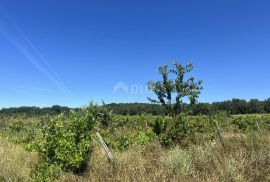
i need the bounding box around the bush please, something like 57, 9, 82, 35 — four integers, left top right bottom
28, 108, 96, 181
6, 119, 35, 144
160, 114, 195, 148
101, 127, 157, 151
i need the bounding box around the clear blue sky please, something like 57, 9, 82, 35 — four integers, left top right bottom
0, 0, 270, 108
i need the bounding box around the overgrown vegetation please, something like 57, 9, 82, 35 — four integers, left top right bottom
27, 109, 96, 181
1, 106, 270, 181
1, 111, 270, 181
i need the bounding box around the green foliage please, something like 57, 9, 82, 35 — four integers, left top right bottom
231, 115, 269, 131
153, 118, 164, 137
264, 98, 270, 113
30, 163, 61, 182
209, 111, 230, 128
153, 113, 230, 148
1, 98, 270, 117
101, 126, 157, 151
8, 119, 25, 133
6, 119, 35, 144
105, 103, 166, 115
27, 108, 96, 181
148, 61, 203, 114
2, 104, 270, 181
87, 101, 113, 127
0, 106, 70, 117
0, 114, 5, 129
160, 114, 196, 147
248, 99, 264, 114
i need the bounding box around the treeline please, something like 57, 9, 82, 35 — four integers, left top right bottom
106, 98, 270, 115
1, 98, 270, 116
191, 98, 270, 115
0, 105, 71, 117
105, 103, 167, 115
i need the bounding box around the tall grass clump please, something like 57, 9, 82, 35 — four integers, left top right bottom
0, 136, 37, 181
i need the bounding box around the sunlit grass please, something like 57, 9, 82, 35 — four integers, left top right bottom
57, 131, 270, 182
0, 137, 37, 182
0, 115, 269, 181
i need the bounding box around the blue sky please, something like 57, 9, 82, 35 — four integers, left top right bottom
0, 0, 270, 108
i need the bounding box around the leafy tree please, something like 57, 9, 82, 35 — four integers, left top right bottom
231, 99, 248, 114
248, 99, 264, 114
147, 61, 203, 114
264, 98, 270, 113
51, 105, 62, 115
191, 103, 211, 115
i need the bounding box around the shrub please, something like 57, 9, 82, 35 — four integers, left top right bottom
87, 101, 112, 127
28, 108, 96, 181
160, 114, 195, 148
7, 119, 35, 144
102, 127, 157, 151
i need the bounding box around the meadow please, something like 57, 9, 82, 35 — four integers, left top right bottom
0, 105, 270, 182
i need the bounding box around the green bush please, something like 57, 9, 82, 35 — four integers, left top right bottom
231, 115, 270, 131
101, 127, 157, 151
30, 163, 62, 182
28, 108, 96, 181
6, 119, 35, 144
87, 101, 112, 127
160, 114, 195, 148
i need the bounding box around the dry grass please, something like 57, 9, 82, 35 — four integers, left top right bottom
0, 137, 37, 182
59, 131, 270, 182
1, 131, 270, 182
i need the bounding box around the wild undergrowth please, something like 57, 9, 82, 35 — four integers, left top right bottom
0, 108, 270, 181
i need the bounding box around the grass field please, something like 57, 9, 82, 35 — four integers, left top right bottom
0, 112, 270, 181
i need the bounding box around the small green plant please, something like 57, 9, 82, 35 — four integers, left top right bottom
152, 118, 164, 138
30, 163, 61, 182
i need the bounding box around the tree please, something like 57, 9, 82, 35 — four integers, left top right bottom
52, 105, 62, 114
231, 99, 248, 114
147, 61, 203, 114
248, 99, 264, 114
264, 98, 270, 113
191, 103, 211, 115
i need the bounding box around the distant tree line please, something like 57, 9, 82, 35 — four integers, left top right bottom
104, 103, 167, 115
0, 105, 71, 117
0, 98, 270, 116
106, 98, 270, 115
